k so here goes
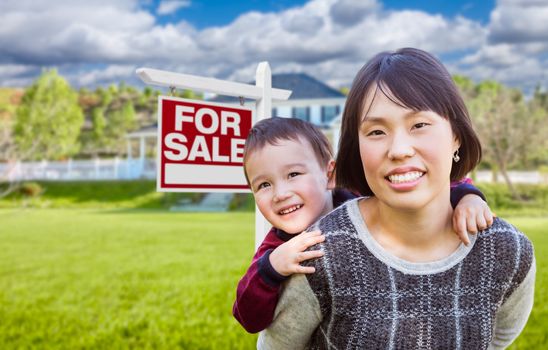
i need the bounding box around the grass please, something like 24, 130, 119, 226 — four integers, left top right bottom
507, 217, 548, 349
0, 210, 547, 349
0, 209, 258, 349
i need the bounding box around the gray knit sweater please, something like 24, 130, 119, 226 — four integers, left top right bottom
258, 198, 535, 350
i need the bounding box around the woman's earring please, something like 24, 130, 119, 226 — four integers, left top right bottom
453, 149, 460, 163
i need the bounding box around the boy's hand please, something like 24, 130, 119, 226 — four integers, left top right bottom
453, 194, 494, 246
269, 230, 325, 276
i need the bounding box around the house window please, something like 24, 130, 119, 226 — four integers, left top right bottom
271, 107, 277, 117
292, 107, 310, 122
321, 105, 340, 124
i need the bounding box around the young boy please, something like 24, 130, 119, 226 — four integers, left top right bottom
233, 117, 493, 333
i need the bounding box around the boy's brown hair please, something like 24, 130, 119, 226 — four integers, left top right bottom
243, 117, 333, 185
336, 47, 482, 196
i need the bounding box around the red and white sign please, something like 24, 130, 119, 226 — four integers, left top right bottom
157, 96, 254, 192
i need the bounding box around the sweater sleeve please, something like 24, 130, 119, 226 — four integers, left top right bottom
450, 179, 486, 209
232, 228, 288, 333
257, 274, 322, 349
489, 258, 536, 349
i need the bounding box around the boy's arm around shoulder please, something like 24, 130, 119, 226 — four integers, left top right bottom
449, 178, 486, 209
233, 228, 288, 333
489, 220, 536, 349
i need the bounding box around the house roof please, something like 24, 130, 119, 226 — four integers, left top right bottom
209, 73, 345, 102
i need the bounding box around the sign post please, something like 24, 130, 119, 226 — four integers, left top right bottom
254, 63, 274, 249
137, 63, 291, 249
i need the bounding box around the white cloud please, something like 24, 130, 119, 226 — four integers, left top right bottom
75, 65, 138, 86
457, 56, 544, 91
0, 64, 33, 77
0, 2, 158, 65
447, 0, 548, 94
0, 0, 545, 93
157, 0, 191, 16
195, 0, 485, 80
0, 64, 41, 87
461, 44, 523, 67
329, 0, 379, 26
497, 0, 548, 6
489, 0, 548, 44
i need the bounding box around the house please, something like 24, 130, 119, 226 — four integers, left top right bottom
125, 73, 347, 175
208, 73, 346, 127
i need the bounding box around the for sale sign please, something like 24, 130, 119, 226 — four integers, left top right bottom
157, 96, 254, 192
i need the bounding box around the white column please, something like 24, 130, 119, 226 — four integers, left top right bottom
114, 157, 119, 179
139, 136, 146, 177
310, 105, 321, 125
9, 161, 21, 182
332, 123, 341, 155
139, 136, 145, 160
126, 139, 132, 178
41, 160, 48, 179
127, 139, 132, 160
254, 62, 273, 250
67, 158, 73, 180
94, 158, 99, 179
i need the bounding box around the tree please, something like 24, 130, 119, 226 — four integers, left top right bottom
79, 84, 201, 157
80, 106, 108, 157
103, 99, 137, 154
1, 90, 25, 197
0, 110, 19, 197
14, 69, 84, 160
91, 107, 107, 142
527, 87, 548, 168
467, 81, 539, 199
96, 86, 113, 108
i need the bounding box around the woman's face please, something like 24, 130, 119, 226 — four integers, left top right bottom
358, 90, 460, 211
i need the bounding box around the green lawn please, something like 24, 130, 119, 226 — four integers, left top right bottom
0, 209, 258, 349
0, 209, 546, 349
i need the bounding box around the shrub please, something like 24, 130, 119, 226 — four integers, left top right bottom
19, 182, 44, 197
477, 183, 548, 217
539, 165, 548, 184
229, 193, 255, 211
160, 192, 204, 207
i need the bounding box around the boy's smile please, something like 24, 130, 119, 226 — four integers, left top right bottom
245, 137, 334, 234
278, 204, 303, 215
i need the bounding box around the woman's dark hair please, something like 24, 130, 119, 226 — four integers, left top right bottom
335, 47, 482, 195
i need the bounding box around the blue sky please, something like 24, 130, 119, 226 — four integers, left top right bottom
152, 1, 495, 28
0, 0, 546, 93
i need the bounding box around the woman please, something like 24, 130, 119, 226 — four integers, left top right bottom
258, 48, 535, 349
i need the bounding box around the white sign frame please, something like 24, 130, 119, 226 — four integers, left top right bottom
137, 62, 292, 249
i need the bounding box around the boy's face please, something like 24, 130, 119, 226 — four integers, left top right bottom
245, 137, 335, 234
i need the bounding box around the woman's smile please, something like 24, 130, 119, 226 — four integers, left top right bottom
385, 171, 425, 190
